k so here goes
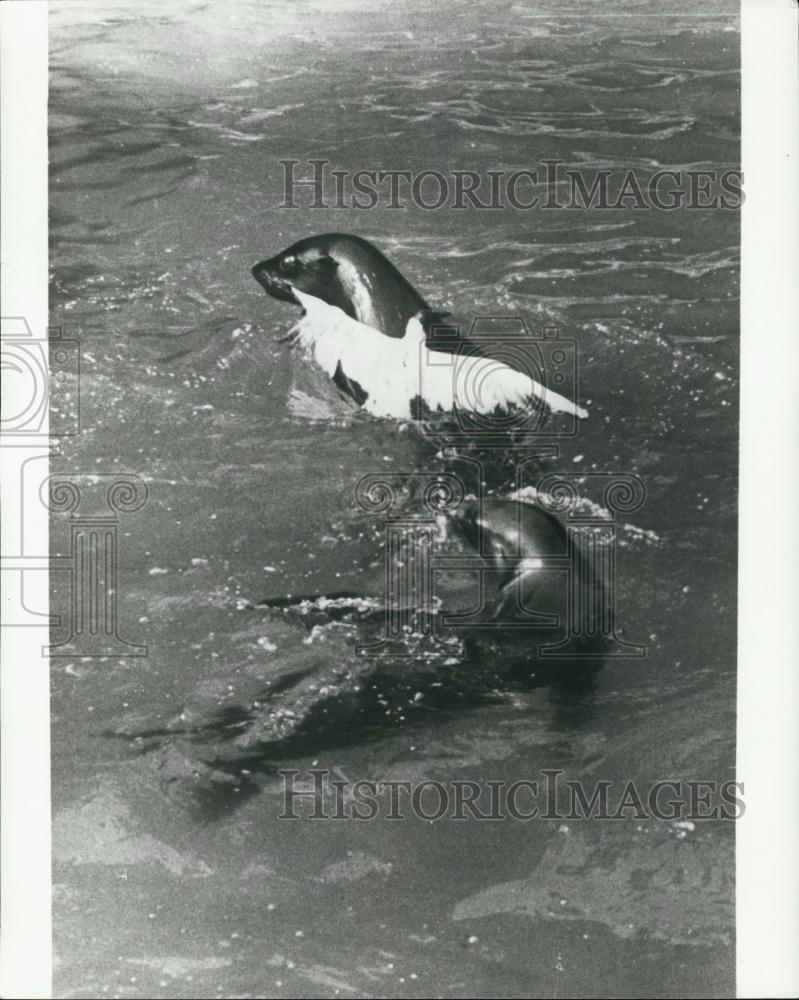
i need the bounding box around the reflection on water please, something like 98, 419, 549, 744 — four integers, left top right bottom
50, 1, 739, 996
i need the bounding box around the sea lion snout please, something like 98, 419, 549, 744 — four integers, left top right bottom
251, 258, 298, 304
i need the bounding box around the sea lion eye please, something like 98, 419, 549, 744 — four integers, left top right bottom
278, 255, 297, 274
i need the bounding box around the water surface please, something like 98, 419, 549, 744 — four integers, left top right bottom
50, 2, 739, 996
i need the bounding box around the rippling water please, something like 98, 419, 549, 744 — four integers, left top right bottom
50, 1, 739, 997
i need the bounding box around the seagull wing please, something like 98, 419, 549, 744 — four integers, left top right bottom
290, 291, 588, 420
411, 316, 588, 419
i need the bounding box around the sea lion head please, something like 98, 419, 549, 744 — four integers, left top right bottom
451, 499, 568, 585
251, 233, 431, 339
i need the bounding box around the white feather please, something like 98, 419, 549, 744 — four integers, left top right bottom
291, 290, 588, 420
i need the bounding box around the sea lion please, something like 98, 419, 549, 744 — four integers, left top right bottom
260, 497, 602, 649
447, 498, 577, 622
251, 233, 588, 420
252, 233, 433, 340
445, 498, 608, 673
